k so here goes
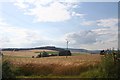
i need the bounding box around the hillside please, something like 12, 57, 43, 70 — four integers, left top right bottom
1, 46, 100, 54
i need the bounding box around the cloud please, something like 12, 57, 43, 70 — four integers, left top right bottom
0, 18, 9, 26
65, 29, 118, 49
71, 12, 85, 18
81, 18, 118, 27
13, 0, 84, 22
0, 17, 118, 49
80, 21, 95, 26
14, 1, 29, 10
0, 17, 54, 48
26, 1, 71, 22
65, 18, 118, 49
97, 18, 118, 27
80, 40, 118, 50
65, 30, 97, 45
0, 17, 67, 48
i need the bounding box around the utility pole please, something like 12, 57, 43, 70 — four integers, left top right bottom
66, 39, 69, 58
67, 40, 69, 50
0, 48, 2, 57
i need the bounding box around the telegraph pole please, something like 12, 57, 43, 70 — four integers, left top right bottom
0, 48, 2, 57
66, 39, 69, 58
67, 40, 69, 50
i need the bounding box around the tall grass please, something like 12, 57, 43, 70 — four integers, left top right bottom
2, 54, 100, 78
14, 62, 98, 77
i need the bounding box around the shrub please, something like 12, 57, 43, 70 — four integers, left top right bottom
2, 60, 15, 79
100, 51, 120, 78
80, 68, 100, 78
80, 50, 120, 78
42, 51, 49, 57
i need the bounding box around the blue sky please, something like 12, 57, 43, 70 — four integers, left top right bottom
0, 0, 118, 50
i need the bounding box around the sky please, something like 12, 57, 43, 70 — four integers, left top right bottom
0, 0, 119, 50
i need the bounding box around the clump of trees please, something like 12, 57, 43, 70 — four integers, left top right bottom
36, 50, 72, 58
36, 51, 49, 58
59, 50, 71, 56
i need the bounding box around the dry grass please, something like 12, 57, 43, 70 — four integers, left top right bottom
2, 51, 101, 76
3, 50, 101, 67
2, 51, 36, 58
2, 50, 58, 58
3, 56, 100, 76
3, 54, 101, 66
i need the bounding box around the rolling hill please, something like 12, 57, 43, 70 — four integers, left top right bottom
1, 46, 100, 54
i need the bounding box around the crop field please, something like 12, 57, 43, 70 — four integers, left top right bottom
2, 50, 102, 78
2, 49, 120, 79
2, 50, 101, 66
3, 53, 101, 66
2, 49, 58, 58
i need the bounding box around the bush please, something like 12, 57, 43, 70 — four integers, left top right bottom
2, 60, 15, 79
80, 50, 120, 78
80, 68, 104, 79
42, 51, 49, 57
100, 51, 120, 78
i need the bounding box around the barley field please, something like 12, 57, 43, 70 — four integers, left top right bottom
2, 49, 58, 58
2, 50, 101, 66
2, 50, 101, 78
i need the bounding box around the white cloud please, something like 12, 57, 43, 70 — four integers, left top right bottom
0, 17, 54, 48
14, 1, 29, 10
61, 0, 79, 3
80, 40, 117, 50
0, 17, 67, 48
65, 18, 118, 49
65, 29, 118, 49
65, 30, 97, 45
13, 0, 84, 22
97, 18, 118, 27
81, 18, 118, 27
26, 1, 71, 22
0, 17, 118, 49
0, 18, 8, 26
80, 21, 95, 26
72, 12, 85, 18
93, 27, 117, 36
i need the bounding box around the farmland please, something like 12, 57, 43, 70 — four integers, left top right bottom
2, 50, 102, 79
2, 49, 58, 58
3, 51, 101, 66
2, 49, 120, 79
